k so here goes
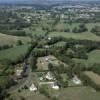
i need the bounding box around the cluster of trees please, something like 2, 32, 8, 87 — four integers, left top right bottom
48, 36, 100, 51
90, 64, 100, 75
0, 76, 16, 99
66, 63, 86, 78
32, 49, 49, 57
75, 17, 100, 23
48, 63, 68, 74
91, 26, 100, 36
5, 30, 26, 36
68, 47, 88, 59
0, 45, 12, 50
53, 28, 70, 32
54, 72, 68, 88
72, 24, 88, 33
0, 87, 9, 100
0, 9, 31, 36
30, 56, 37, 71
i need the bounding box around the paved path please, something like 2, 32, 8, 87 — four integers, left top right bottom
39, 81, 54, 85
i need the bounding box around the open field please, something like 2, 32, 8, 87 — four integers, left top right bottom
0, 44, 31, 62
7, 91, 49, 100
54, 20, 81, 31
51, 41, 66, 48
41, 85, 100, 100
55, 20, 100, 31
0, 33, 31, 46
53, 21, 100, 41
83, 71, 100, 85
49, 32, 100, 41
88, 50, 100, 64
58, 86, 100, 100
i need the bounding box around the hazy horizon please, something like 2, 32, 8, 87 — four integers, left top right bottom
0, 0, 99, 3
0, 0, 99, 5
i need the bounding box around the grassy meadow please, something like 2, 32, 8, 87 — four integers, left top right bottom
0, 44, 31, 63
49, 32, 100, 41
0, 33, 31, 46
58, 86, 100, 100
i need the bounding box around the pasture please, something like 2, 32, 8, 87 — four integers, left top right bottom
83, 71, 100, 85
54, 20, 100, 32
0, 44, 31, 63
53, 21, 100, 41
88, 50, 100, 64
38, 85, 100, 100
58, 86, 100, 100
49, 32, 100, 41
7, 91, 49, 100
0, 33, 31, 46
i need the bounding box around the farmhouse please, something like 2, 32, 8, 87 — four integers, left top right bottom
29, 83, 37, 92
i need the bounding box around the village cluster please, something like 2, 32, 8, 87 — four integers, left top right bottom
13, 55, 82, 93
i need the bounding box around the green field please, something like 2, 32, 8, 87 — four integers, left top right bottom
55, 20, 100, 31
49, 32, 100, 41
41, 86, 100, 100
88, 50, 100, 64
0, 44, 31, 63
58, 86, 100, 100
7, 91, 49, 100
83, 71, 100, 85
51, 41, 66, 48
0, 33, 31, 46
53, 21, 100, 41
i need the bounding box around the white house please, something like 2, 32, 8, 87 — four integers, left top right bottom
48, 37, 51, 40
51, 82, 60, 90
72, 75, 81, 85
44, 45, 49, 49
39, 77, 44, 81
45, 72, 54, 80
29, 83, 37, 92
